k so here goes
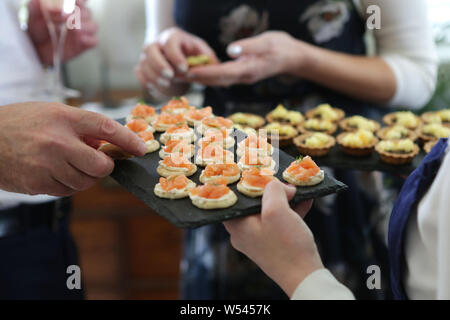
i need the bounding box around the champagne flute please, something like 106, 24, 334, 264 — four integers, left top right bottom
39, 0, 80, 101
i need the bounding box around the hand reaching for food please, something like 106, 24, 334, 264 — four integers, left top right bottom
223, 180, 323, 297
0, 102, 147, 197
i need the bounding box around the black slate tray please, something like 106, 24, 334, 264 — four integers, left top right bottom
110, 122, 347, 228
282, 144, 424, 176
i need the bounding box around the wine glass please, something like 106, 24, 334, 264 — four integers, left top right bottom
39, 0, 80, 101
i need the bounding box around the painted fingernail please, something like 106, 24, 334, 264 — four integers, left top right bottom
157, 78, 170, 88
161, 68, 174, 79
178, 64, 188, 73
227, 45, 242, 57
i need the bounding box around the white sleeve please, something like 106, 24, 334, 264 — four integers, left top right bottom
291, 269, 355, 300
144, 0, 176, 44
359, 0, 439, 110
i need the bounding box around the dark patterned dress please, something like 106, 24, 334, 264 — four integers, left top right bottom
174, 0, 390, 299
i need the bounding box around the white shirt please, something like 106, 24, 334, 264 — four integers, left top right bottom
0, 0, 57, 207
292, 138, 450, 300
146, 0, 438, 110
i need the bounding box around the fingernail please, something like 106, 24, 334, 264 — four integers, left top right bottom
157, 78, 170, 88
178, 64, 188, 73
137, 141, 147, 155
227, 45, 242, 57
161, 68, 174, 79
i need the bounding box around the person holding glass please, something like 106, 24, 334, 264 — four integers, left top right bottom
137, 0, 438, 299
0, 0, 97, 299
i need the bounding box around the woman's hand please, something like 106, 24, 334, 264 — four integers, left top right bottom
28, 0, 98, 65
135, 27, 219, 96
223, 180, 323, 297
186, 31, 306, 87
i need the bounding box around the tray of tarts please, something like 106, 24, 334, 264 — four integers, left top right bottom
101, 98, 347, 228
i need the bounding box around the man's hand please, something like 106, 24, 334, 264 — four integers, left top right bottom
223, 180, 323, 297
28, 0, 98, 65
0, 102, 147, 196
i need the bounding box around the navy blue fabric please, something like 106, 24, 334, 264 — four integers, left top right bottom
388, 138, 448, 300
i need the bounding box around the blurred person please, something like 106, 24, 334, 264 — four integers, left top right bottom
224, 137, 450, 300
137, 0, 438, 299
0, 0, 98, 299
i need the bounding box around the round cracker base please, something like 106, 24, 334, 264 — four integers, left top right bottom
237, 181, 264, 198
190, 191, 238, 210
199, 172, 241, 185
157, 165, 197, 178
282, 170, 324, 186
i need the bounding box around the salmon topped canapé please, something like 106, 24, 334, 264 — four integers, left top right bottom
241, 168, 276, 188
163, 139, 191, 153
202, 117, 233, 129
197, 144, 233, 163
154, 114, 186, 127
187, 106, 213, 121
286, 156, 320, 182
159, 175, 190, 192
203, 163, 240, 178
162, 154, 195, 170
126, 119, 149, 133
166, 124, 191, 134
130, 103, 156, 118
237, 134, 273, 155
161, 96, 193, 114
189, 178, 231, 199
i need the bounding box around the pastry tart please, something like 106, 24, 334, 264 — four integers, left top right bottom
161, 96, 194, 115
424, 140, 438, 154
126, 119, 155, 134
293, 132, 336, 157
418, 123, 450, 142
266, 104, 304, 126
185, 106, 213, 126
187, 54, 213, 68
376, 125, 417, 141
237, 151, 276, 171
375, 139, 420, 165
195, 144, 235, 167
199, 163, 241, 185
337, 129, 379, 157
382, 111, 421, 130
282, 156, 324, 186
228, 112, 266, 129
197, 117, 234, 136
261, 122, 298, 147
340, 116, 380, 133
305, 104, 345, 122
189, 178, 238, 210
421, 109, 450, 127
236, 134, 274, 157
233, 124, 257, 136
157, 154, 197, 177
237, 168, 277, 198
159, 139, 194, 159
154, 175, 196, 199
138, 131, 160, 154
126, 103, 156, 124
153, 114, 187, 132
160, 124, 195, 144
198, 130, 235, 149
298, 118, 337, 135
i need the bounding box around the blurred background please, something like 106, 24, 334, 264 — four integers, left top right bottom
64, 0, 450, 299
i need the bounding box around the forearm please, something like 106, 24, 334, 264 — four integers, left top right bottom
288, 42, 396, 104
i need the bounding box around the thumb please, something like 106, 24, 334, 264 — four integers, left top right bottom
262, 180, 292, 216
226, 35, 269, 58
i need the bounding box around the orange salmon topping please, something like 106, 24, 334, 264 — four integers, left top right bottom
163, 139, 192, 153
240, 151, 273, 166
126, 119, 149, 133
187, 106, 213, 121
241, 168, 275, 188
162, 96, 192, 113
154, 114, 186, 126
130, 104, 156, 118
159, 175, 190, 191
166, 124, 191, 134
286, 156, 320, 182
204, 163, 240, 178
204, 128, 229, 139
199, 145, 231, 161
242, 135, 270, 149
162, 154, 194, 170
190, 179, 230, 199
138, 130, 154, 142
202, 117, 233, 129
